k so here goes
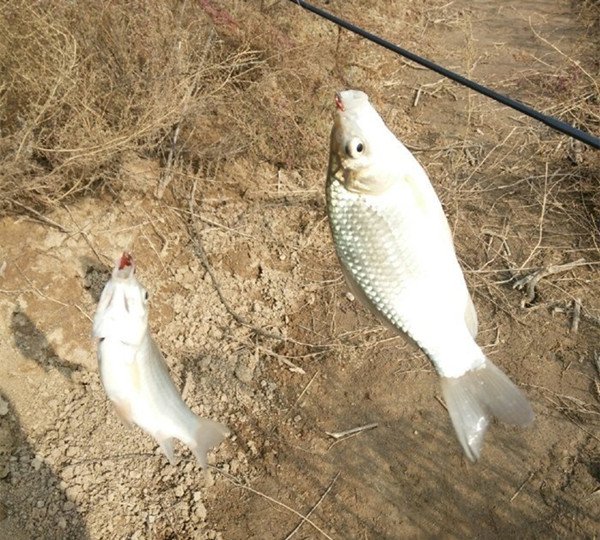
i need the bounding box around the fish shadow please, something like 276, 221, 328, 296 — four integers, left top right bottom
80, 256, 111, 304
0, 392, 90, 539
10, 308, 82, 375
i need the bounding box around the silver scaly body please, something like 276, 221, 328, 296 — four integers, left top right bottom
328, 177, 481, 377
326, 90, 533, 460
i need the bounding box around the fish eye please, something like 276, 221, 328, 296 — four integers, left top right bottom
345, 137, 365, 158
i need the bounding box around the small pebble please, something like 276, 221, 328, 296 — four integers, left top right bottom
196, 501, 207, 521
234, 364, 253, 384
62, 466, 74, 481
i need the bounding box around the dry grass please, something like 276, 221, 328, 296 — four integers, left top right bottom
0, 0, 598, 293
0, 0, 261, 213
4, 0, 595, 212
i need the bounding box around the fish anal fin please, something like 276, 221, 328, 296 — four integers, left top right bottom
464, 293, 479, 339
190, 419, 230, 469
157, 436, 177, 465
441, 360, 534, 461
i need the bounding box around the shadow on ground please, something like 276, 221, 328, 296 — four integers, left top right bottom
0, 392, 90, 540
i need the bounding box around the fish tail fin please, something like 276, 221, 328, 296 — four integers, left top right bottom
440, 360, 534, 461
190, 418, 230, 469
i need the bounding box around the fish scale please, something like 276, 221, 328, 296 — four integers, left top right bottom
328, 176, 471, 365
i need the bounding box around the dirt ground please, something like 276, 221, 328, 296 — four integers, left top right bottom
1, 1, 599, 539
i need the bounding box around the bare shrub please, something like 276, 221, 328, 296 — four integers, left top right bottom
0, 0, 259, 213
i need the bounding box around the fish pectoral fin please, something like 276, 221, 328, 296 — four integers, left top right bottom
157, 436, 177, 465
112, 400, 134, 429
190, 418, 231, 469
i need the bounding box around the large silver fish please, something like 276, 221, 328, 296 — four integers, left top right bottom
93, 252, 230, 466
326, 90, 534, 460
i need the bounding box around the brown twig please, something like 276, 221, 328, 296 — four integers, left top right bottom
294, 370, 320, 407
212, 467, 335, 540
157, 121, 182, 199
325, 423, 378, 440
435, 395, 449, 412
570, 298, 581, 333
552, 302, 600, 328
284, 472, 341, 540
11, 200, 71, 234
593, 352, 600, 403
258, 346, 306, 375
512, 258, 587, 307
519, 162, 551, 270
63, 204, 108, 264
510, 472, 534, 503
16, 265, 93, 323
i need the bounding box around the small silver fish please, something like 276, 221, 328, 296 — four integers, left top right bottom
93, 252, 230, 466
326, 90, 534, 460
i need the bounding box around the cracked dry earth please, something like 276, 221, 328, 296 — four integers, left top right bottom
1, 154, 598, 538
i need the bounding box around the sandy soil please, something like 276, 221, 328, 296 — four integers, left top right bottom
1, 1, 599, 539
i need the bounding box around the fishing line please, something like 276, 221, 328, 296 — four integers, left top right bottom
287, 0, 600, 150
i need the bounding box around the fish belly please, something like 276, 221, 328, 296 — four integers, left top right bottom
99, 337, 191, 442
98, 339, 139, 405
132, 336, 197, 444
327, 179, 482, 377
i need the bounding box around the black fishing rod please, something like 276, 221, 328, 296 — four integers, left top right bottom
287, 0, 600, 150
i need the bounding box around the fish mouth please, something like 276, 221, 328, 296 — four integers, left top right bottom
335, 92, 344, 112
113, 251, 135, 279
119, 252, 133, 270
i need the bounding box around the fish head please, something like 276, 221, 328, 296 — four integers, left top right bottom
329, 90, 400, 195
92, 252, 150, 346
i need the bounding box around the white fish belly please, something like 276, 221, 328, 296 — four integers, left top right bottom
99, 336, 196, 444
327, 179, 482, 377
98, 339, 139, 406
